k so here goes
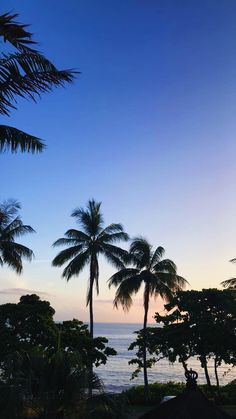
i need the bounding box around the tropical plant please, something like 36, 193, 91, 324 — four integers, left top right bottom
0, 294, 121, 418
52, 199, 129, 337
0, 348, 104, 419
108, 237, 188, 402
221, 259, 236, 289
153, 289, 236, 390
0, 199, 34, 273
0, 12, 76, 153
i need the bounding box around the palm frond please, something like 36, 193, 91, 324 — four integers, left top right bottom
101, 248, 126, 270
61, 250, 90, 281
150, 246, 165, 267
0, 200, 34, 274
99, 223, 124, 235
98, 223, 129, 241
108, 268, 140, 288
0, 125, 44, 152
100, 231, 129, 244
0, 199, 20, 226
154, 281, 173, 303
113, 276, 142, 311
0, 12, 36, 51
221, 278, 236, 289
101, 242, 128, 261
154, 259, 177, 275
2, 242, 34, 273
130, 237, 151, 268
3, 221, 35, 239
52, 237, 83, 247
0, 52, 76, 115
52, 245, 85, 267
2, 241, 34, 259
65, 229, 90, 241
1, 249, 23, 273
153, 272, 188, 293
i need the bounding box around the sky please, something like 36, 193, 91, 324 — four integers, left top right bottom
1, 0, 236, 323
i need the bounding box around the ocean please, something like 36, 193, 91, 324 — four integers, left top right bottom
94, 323, 235, 392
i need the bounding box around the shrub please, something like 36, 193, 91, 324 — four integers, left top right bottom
123, 382, 185, 406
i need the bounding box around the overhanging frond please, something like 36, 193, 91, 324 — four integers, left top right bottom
1, 242, 34, 273
0, 52, 77, 115
0, 12, 36, 51
113, 275, 142, 312
0, 125, 44, 153
221, 278, 236, 289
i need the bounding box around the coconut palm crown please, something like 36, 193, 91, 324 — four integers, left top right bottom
0, 199, 35, 273
108, 237, 188, 400
52, 199, 129, 336
0, 12, 77, 153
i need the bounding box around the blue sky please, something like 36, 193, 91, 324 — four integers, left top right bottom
1, 0, 236, 322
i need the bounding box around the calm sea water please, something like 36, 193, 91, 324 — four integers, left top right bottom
94, 323, 235, 392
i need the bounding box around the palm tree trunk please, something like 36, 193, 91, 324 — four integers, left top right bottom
89, 259, 95, 338
89, 287, 94, 338
143, 284, 150, 404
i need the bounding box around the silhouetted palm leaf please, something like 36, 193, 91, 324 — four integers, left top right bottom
221, 278, 236, 289
0, 12, 36, 51
0, 125, 44, 152
221, 259, 236, 289
0, 52, 76, 116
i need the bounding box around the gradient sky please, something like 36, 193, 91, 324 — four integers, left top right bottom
1, 0, 236, 323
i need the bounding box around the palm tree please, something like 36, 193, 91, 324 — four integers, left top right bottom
221, 258, 236, 289
52, 199, 129, 337
108, 237, 188, 401
0, 199, 34, 273
0, 12, 76, 153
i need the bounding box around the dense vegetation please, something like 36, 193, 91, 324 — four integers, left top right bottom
0, 294, 131, 418
129, 289, 236, 391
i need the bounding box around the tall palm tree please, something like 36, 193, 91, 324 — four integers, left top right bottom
52, 199, 129, 337
0, 12, 76, 153
0, 199, 34, 273
108, 237, 188, 401
221, 258, 236, 289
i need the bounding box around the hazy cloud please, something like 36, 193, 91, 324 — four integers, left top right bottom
0, 288, 53, 297
94, 299, 113, 304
